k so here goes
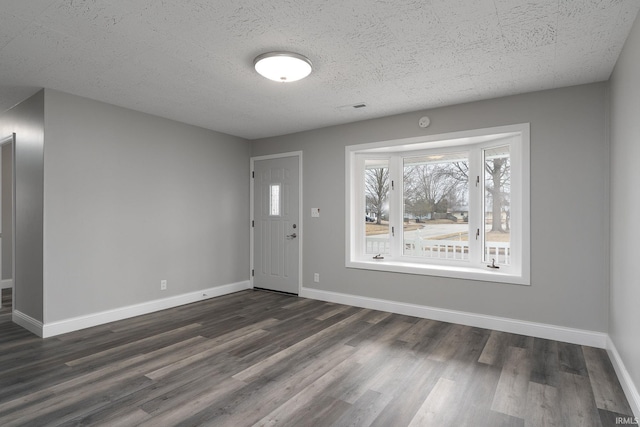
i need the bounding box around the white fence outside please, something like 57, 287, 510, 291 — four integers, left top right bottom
366, 239, 391, 255
366, 237, 510, 264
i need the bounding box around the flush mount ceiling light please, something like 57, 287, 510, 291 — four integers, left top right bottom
254, 52, 312, 83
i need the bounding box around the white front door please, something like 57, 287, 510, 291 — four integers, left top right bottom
252, 154, 300, 294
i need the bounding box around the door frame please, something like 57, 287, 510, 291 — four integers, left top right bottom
0, 134, 16, 312
250, 151, 303, 294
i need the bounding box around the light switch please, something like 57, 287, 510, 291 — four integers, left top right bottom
311, 208, 320, 217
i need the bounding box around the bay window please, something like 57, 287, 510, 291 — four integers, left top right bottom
346, 123, 530, 285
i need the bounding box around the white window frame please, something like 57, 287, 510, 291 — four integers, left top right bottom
345, 123, 530, 285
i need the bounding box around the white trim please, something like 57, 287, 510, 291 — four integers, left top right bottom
0, 279, 12, 289
299, 287, 607, 348
12, 310, 43, 337
346, 123, 527, 152
346, 260, 529, 285
250, 151, 303, 294
40, 281, 250, 338
607, 336, 640, 418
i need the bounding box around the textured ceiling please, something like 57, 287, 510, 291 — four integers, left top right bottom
0, 0, 638, 140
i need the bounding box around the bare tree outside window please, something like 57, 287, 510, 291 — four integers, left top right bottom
484, 146, 511, 264
485, 155, 511, 232
402, 153, 469, 259
365, 164, 389, 225
364, 159, 390, 255
403, 153, 469, 221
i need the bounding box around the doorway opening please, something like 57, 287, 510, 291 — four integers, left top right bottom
0, 134, 15, 314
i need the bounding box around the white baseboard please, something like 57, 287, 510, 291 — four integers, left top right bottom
12, 310, 44, 337
0, 279, 13, 289
41, 281, 250, 338
607, 336, 640, 418
300, 287, 608, 348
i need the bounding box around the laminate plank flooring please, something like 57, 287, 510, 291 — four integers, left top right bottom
0, 289, 634, 426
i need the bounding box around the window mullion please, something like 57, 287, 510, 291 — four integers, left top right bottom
389, 154, 403, 258
467, 148, 482, 266
354, 154, 366, 258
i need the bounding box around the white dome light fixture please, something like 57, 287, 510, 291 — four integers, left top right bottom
254, 51, 312, 83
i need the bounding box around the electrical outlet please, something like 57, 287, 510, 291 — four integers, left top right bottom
160, 280, 167, 290
314, 273, 320, 283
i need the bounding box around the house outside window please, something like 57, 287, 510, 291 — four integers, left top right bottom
346, 123, 530, 285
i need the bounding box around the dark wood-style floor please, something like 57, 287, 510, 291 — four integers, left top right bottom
0, 288, 634, 426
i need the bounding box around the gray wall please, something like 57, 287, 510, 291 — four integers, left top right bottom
610, 12, 640, 405
43, 90, 250, 323
2, 142, 14, 280
0, 90, 45, 322
252, 83, 609, 332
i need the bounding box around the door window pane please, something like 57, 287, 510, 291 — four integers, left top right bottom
269, 184, 280, 216
365, 159, 390, 255
403, 152, 469, 260
483, 145, 511, 265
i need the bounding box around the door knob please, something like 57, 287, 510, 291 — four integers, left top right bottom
286, 233, 297, 239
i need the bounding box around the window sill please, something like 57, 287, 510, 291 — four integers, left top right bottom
347, 259, 529, 286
